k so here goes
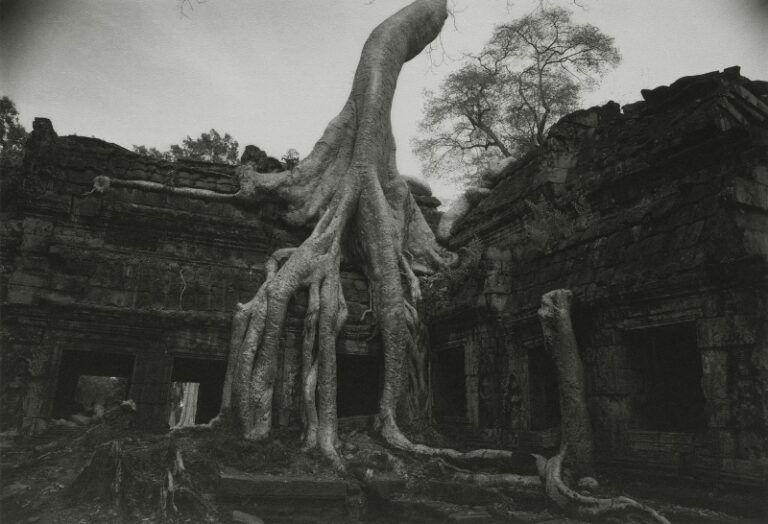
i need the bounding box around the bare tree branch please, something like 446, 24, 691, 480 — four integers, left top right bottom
414, 4, 619, 183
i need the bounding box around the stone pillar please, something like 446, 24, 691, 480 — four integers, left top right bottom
130, 352, 172, 430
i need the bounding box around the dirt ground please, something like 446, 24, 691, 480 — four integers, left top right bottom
1, 413, 765, 523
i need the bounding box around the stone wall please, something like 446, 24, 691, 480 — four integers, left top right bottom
0, 119, 441, 432
431, 68, 768, 485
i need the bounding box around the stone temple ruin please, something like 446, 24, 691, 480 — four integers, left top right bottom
430, 67, 768, 487
1, 119, 443, 433
1, 67, 767, 511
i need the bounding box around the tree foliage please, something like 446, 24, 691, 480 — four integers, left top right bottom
414, 6, 620, 184
420, 237, 484, 316
171, 129, 239, 164
0, 96, 28, 163
281, 148, 301, 171
131, 145, 174, 162
133, 129, 239, 164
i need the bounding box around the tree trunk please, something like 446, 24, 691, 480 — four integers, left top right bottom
88, 1, 577, 469
399, 319, 433, 427
203, 0, 458, 465
71, 438, 214, 520
84, 7, 671, 519
69, 440, 130, 507
534, 446, 671, 524
89, 0, 506, 465
175, 383, 199, 428
537, 289, 594, 477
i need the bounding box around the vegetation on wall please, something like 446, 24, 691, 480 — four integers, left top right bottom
420, 237, 484, 316
0, 96, 28, 164
133, 128, 239, 164
523, 195, 589, 253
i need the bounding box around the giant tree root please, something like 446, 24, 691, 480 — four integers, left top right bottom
70, 438, 214, 521
538, 289, 594, 477
91, 0, 457, 471
435, 448, 670, 523
160, 439, 214, 520
85, 4, 669, 523
436, 457, 542, 489
69, 440, 132, 508
533, 446, 672, 524
85, 0, 470, 469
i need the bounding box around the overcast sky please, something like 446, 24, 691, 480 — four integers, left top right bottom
2, 0, 767, 203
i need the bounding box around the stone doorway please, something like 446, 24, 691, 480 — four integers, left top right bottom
528, 348, 560, 431
336, 354, 381, 417
52, 350, 135, 419
627, 323, 707, 432
432, 347, 466, 421
168, 357, 226, 426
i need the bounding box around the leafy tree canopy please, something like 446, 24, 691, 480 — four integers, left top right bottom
281, 148, 300, 171
413, 6, 620, 185
1, 96, 28, 162
131, 145, 174, 162
134, 128, 239, 164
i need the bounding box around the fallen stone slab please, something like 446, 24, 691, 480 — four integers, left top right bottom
1, 481, 30, 501
447, 509, 496, 523
363, 473, 406, 500
386, 496, 466, 522
232, 510, 265, 524
69, 414, 91, 426
218, 468, 348, 500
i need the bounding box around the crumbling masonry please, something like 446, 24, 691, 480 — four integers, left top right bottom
0, 119, 441, 435
1, 67, 766, 487
430, 67, 768, 487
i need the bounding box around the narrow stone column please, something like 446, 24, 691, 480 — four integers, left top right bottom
537, 289, 594, 476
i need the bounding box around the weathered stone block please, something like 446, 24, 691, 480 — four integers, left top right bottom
8, 271, 47, 288
71, 195, 102, 217
446, 510, 494, 523
720, 457, 767, 481
19, 218, 53, 253
363, 474, 406, 500
697, 316, 756, 347
735, 430, 766, 460
590, 396, 631, 450
730, 177, 768, 211
701, 350, 728, 400
703, 430, 736, 457
218, 469, 348, 499
482, 273, 510, 294
744, 230, 768, 257
751, 163, 768, 185
707, 399, 731, 428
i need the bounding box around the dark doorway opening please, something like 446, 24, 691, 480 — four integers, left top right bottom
627, 323, 707, 432
52, 350, 135, 419
433, 348, 466, 421
169, 357, 227, 425
337, 355, 380, 417
528, 348, 561, 431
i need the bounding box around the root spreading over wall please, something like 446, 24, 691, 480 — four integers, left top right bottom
88, 2, 670, 520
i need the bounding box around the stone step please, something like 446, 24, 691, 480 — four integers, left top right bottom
362, 473, 407, 500
387, 497, 463, 522
218, 467, 348, 500
447, 510, 496, 523
38, 425, 89, 440
385, 496, 503, 523
0, 438, 18, 450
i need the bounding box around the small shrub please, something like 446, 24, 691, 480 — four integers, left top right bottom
281, 148, 300, 171
523, 197, 574, 252
420, 237, 484, 315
